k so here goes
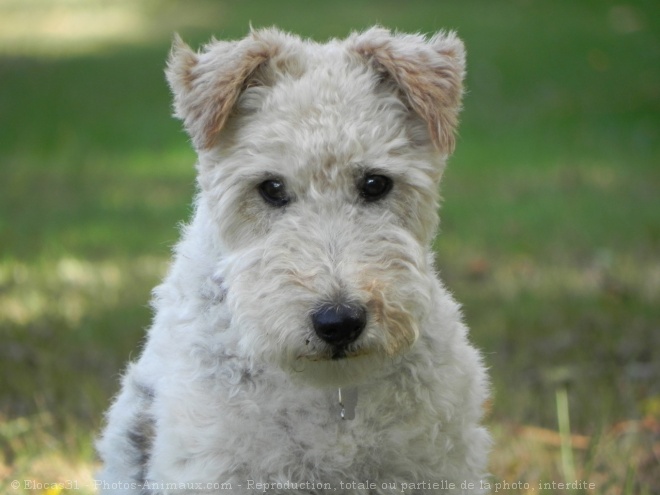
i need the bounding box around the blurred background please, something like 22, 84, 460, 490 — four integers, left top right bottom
0, 0, 658, 493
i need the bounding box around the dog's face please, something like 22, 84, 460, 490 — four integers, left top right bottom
167, 28, 465, 386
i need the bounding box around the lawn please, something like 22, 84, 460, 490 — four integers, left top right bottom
1, 0, 658, 493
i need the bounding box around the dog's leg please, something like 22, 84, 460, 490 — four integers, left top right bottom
96, 364, 155, 494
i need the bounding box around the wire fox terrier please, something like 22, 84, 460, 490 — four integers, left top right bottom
97, 27, 491, 494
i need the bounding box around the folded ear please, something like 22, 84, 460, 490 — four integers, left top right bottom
165, 31, 281, 150
352, 27, 466, 153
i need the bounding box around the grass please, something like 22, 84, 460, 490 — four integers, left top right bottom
1, 0, 658, 493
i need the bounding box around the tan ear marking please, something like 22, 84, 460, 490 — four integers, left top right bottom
165, 31, 282, 150
352, 28, 466, 153
198, 44, 275, 149
167, 33, 198, 93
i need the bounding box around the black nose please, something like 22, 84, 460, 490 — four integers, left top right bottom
311, 303, 367, 347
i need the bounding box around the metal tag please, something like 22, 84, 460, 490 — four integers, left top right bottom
338, 387, 358, 420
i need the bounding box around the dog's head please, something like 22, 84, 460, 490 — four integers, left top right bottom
167, 27, 466, 385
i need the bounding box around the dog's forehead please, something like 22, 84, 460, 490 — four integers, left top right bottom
235, 48, 410, 176
266, 44, 379, 112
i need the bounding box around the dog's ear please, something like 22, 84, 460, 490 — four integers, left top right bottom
352, 28, 466, 153
166, 31, 281, 150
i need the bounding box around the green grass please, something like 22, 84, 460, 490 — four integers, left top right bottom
1, 0, 658, 493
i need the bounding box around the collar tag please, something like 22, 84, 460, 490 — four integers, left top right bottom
338, 387, 358, 420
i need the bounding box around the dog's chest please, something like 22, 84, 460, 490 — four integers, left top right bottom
217, 381, 434, 480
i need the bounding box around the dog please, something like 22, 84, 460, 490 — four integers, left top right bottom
97, 27, 491, 494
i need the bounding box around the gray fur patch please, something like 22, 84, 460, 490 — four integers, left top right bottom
128, 381, 156, 490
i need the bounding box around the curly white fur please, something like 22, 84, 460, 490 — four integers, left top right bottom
97, 27, 491, 494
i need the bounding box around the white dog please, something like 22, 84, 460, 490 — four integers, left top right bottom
97, 27, 491, 494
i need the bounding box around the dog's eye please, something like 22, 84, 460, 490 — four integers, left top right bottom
360, 175, 393, 202
259, 179, 290, 207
